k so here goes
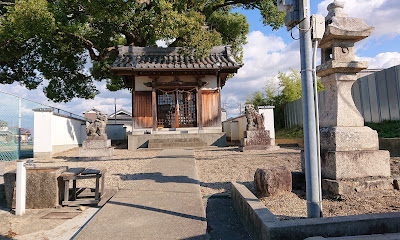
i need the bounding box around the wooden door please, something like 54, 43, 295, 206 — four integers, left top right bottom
157, 89, 197, 128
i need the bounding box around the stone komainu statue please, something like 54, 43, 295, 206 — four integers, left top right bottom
86, 111, 108, 138
245, 104, 264, 131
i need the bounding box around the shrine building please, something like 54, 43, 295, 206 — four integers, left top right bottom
110, 46, 242, 149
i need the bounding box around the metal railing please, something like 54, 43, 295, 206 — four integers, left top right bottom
0, 90, 84, 161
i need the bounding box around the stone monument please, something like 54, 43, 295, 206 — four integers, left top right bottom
240, 104, 278, 151
316, 1, 391, 194
79, 109, 114, 160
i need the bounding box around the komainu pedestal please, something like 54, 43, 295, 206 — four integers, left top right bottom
79, 109, 114, 160
316, 1, 391, 194
240, 105, 279, 151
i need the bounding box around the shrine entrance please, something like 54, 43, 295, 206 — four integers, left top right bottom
156, 89, 197, 128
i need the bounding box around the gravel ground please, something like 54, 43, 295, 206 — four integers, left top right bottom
5, 147, 161, 190
195, 147, 400, 220
194, 146, 302, 197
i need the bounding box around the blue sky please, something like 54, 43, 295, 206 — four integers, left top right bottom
1, 0, 400, 120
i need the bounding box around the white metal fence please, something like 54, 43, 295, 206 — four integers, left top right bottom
0, 90, 84, 161
284, 65, 400, 128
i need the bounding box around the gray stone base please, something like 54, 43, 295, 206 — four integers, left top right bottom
79, 139, 113, 160
128, 133, 226, 150
322, 177, 394, 195
239, 145, 280, 152
4, 167, 67, 209
320, 126, 379, 151
321, 150, 390, 179
82, 139, 111, 149
34, 151, 52, 159
241, 130, 271, 146
79, 147, 114, 160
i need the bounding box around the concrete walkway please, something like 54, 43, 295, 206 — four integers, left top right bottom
75, 149, 207, 240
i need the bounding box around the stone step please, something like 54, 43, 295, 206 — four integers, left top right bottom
148, 138, 207, 148
150, 138, 204, 143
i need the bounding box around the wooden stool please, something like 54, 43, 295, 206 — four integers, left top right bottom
61, 168, 107, 206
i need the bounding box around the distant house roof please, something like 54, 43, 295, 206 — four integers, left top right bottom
110, 46, 242, 73
109, 109, 132, 119
0, 120, 8, 127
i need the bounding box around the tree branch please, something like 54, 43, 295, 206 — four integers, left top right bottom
61, 31, 116, 61
0, 1, 14, 5
209, 0, 258, 13
0, 39, 12, 48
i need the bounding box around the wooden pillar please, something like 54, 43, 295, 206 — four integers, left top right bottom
217, 73, 222, 127
196, 78, 203, 131
151, 78, 157, 132
131, 77, 135, 130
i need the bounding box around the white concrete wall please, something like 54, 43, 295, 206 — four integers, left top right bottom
222, 116, 246, 141
222, 107, 276, 144
258, 106, 276, 145
222, 121, 231, 140
33, 110, 53, 155
51, 114, 84, 146
231, 121, 240, 141
34, 109, 85, 158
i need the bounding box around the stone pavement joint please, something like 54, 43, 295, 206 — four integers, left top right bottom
74, 148, 207, 240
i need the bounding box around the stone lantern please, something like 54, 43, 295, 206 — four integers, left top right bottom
316, 1, 391, 194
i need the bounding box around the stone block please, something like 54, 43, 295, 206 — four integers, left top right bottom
319, 80, 364, 127
320, 126, 379, 151
322, 177, 393, 195
241, 130, 271, 147
4, 167, 67, 209
82, 139, 111, 149
254, 166, 292, 197
321, 150, 390, 180
87, 135, 108, 141
240, 145, 279, 152
79, 148, 114, 160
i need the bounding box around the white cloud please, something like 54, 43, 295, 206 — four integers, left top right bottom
0, 80, 132, 117
356, 52, 400, 69
317, 0, 400, 37
222, 31, 301, 118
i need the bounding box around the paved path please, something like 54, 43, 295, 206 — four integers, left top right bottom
75, 149, 207, 240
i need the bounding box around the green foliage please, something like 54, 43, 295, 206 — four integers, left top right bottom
0, 0, 284, 102
275, 125, 303, 139
365, 120, 400, 138
246, 68, 325, 129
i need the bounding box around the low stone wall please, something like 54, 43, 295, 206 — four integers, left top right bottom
275, 139, 304, 148
231, 182, 400, 240
128, 133, 226, 150
379, 138, 400, 157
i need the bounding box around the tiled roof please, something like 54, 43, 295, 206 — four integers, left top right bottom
110, 46, 242, 71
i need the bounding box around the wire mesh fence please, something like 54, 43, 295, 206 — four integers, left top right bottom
0, 90, 84, 162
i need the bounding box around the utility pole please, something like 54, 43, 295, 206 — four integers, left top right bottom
277, 0, 322, 218
114, 98, 117, 124
298, 0, 321, 218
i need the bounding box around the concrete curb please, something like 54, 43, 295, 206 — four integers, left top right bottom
231, 182, 400, 240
